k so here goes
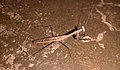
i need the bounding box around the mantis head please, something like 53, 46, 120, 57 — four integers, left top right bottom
81, 26, 85, 32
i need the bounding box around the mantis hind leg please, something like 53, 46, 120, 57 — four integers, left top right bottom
31, 42, 54, 56
59, 41, 72, 58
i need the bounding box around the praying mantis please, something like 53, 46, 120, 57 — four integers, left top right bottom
31, 7, 93, 57
32, 25, 86, 57
31, 26, 87, 57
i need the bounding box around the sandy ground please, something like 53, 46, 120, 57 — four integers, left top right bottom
0, 0, 120, 70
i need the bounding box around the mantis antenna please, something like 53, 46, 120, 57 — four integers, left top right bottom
84, 3, 95, 27
76, 10, 83, 29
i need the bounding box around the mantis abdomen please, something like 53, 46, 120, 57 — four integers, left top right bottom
32, 35, 67, 44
